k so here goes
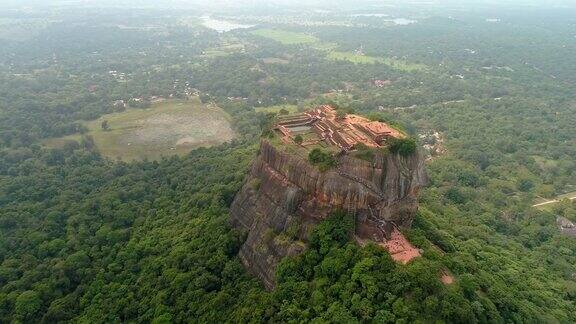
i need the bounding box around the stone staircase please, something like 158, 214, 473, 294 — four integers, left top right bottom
336, 167, 384, 199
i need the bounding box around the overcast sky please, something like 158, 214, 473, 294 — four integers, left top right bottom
2, 0, 575, 10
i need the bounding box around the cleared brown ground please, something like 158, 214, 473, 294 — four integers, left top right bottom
44, 98, 236, 161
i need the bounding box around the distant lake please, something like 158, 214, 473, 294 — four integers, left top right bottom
388, 18, 417, 25
200, 16, 254, 33
351, 14, 389, 17
350, 15, 417, 25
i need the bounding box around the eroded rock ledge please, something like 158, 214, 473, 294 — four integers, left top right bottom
230, 140, 427, 289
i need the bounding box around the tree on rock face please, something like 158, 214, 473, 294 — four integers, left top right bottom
308, 148, 337, 171
388, 138, 416, 156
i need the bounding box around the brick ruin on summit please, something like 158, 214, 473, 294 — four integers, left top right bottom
274, 105, 404, 151
271, 105, 421, 265
230, 105, 427, 288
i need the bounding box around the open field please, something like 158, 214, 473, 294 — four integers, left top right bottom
327, 51, 427, 72
250, 29, 318, 44
250, 29, 424, 72
44, 99, 236, 161
200, 40, 245, 58
43, 134, 82, 148
312, 42, 339, 51
262, 57, 290, 64
254, 104, 298, 114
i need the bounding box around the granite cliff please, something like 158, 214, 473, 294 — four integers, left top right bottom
230, 140, 427, 289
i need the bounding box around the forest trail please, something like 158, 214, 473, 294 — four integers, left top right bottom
533, 196, 576, 207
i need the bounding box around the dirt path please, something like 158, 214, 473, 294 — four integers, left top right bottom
533, 196, 576, 207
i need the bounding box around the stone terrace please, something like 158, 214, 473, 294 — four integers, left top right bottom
274, 105, 404, 152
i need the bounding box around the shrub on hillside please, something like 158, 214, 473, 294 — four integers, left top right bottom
308, 148, 337, 171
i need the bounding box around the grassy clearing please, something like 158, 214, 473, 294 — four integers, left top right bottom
312, 42, 339, 51
250, 29, 426, 73
327, 51, 427, 72
200, 43, 244, 58
43, 134, 82, 148
200, 49, 230, 57
178, 16, 200, 27
254, 104, 298, 114
262, 57, 290, 64
533, 155, 559, 171
250, 29, 318, 45
44, 98, 236, 161
558, 191, 576, 200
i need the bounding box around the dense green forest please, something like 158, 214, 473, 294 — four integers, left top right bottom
1, 3, 575, 322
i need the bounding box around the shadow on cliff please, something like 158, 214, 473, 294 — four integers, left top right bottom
230, 139, 427, 289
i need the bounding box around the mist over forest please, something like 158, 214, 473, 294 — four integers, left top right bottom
0, 0, 575, 322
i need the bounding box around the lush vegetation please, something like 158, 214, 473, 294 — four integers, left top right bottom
388, 138, 417, 156
308, 148, 338, 171
271, 211, 479, 322
250, 29, 319, 45
327, 51, 427, 72
0, 141, 261, 323
0, 3, 575, 322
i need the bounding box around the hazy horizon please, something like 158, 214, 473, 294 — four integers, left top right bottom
3, 0, 576, 10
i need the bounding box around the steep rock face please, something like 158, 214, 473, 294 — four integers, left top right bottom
230, 140, 427, 289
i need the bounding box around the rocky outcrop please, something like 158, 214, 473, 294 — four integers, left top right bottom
230, 140, 427, 289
